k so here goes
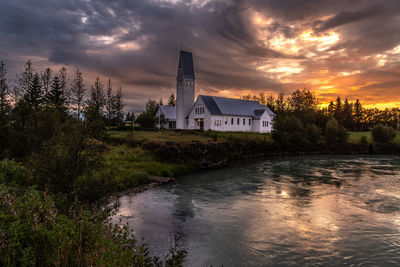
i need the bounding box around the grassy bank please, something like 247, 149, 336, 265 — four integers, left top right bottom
347, 130, 400, 144
103, 129, 400, 192
107, 130, 273, 144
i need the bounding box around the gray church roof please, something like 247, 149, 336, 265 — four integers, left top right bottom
159, 105, 176, 120
199, 95, 275, 119
177, 50, 195, 79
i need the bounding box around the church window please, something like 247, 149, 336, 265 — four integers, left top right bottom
249, 119, 251, 125
237, 118, 240, 125
231, 118, 234, 124
243, 118, 245, 125
267, 121, 269, 127
225, 118, 227, 125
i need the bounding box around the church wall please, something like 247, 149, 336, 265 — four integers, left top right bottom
258, 112, 274, 133
188, 97, 211, 130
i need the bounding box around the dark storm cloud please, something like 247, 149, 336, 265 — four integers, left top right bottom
1, 0, 400, 109
314, 5, 383, 32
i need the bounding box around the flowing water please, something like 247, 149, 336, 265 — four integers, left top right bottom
115, 155, 400, 266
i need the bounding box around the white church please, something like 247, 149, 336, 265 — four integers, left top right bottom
156, 50, 275, 133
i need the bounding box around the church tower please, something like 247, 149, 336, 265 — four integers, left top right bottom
176, 50, 195, 129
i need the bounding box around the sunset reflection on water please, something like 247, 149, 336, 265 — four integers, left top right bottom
115, 155, 400, 266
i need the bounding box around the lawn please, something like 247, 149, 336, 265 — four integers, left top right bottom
107, 130, 273, 144
104, 144, 196, 179
347, 131, 400, 144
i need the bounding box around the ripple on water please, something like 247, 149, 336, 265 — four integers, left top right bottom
115, 155, 400, 266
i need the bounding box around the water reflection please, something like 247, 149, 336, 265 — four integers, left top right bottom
115, 155, 400, 266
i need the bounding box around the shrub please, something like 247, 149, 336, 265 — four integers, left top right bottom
372, 124, 396, 143
306, 123, 322, 144
0, 184, 187, 266
272, 115, 307, 151
361, 136, 368, 144
324, 118, 347, 144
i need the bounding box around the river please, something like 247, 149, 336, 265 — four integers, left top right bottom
115, 155, 400, 266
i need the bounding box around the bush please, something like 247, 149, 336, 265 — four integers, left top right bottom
324, 118, 347, 144
0, 185, 186, 266
272, 115, 307, 151
361, 136, 368, 144
372, 124, 396, 143
306, 123, 322, 144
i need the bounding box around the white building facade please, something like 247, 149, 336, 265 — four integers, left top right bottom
157, 50, 275, 133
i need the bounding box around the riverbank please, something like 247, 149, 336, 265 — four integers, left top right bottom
104, 130, 400, 191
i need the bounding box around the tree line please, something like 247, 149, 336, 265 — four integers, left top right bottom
242, 91, 400, 131
243, 89, 397, 149
0, 60, 186, 266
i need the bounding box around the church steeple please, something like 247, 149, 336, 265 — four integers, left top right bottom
176, 50, 195, 129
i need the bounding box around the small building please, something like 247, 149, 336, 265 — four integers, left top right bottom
156, 105, 176, 129
156, 50, 275, 133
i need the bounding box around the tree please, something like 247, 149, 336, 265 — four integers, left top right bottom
272, 115, 307, 151
288, 89, 319, 112
15, 60, 34, 99
372, 124, 396, 143
41, 68, 52, 94
46, 75, 66, 110
70, 69, 86, 119
0, 61, 11, 157
105, 79, 114, 125
324, 118, 347, 144
135, 99, 159, 128
24, 73, 43, 110
353, 99, 363, 130
85, 77, 106, 137
112, 86, 125, 126
58, 66, 68, 100
342, 98, 353, 130
275, 92, 287, 114
0, 61, 9, 116
167, 93, 176, 106
266, 95, 275, 112
327, 101, 334, 114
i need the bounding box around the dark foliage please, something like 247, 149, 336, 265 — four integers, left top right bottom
372, 124, 396, 143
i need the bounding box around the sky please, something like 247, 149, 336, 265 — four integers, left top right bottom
1, 0, 400, 111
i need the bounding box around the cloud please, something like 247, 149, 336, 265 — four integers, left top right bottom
0, 0, 400, 111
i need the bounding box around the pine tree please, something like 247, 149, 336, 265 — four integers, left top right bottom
334, 96, 343, 124
24, 73, 43, 110
0, 61, 9, 116
327, 101, 334, 114
70, 69, 86, 119
46, 76, 66, 109
15, 60, 34, 99
41, 68, 52, 94
105, 79, 114, 125
85, 77, 106, 137
342, 98, 353, 130
112, 86, 125, 126
275, 92, 286, 114
353, 99, 363, 130
167, 93, 176, 106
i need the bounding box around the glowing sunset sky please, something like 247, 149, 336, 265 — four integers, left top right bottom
1, 0, 400, 111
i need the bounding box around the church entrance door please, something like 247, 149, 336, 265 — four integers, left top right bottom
199, 119, 204, 130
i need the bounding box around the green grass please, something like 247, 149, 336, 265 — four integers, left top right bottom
347, 131, 372, 144
108, 130, 213, 144
107, 130, 273, 144
104, 144, 196, 179
347, 130, 400, 144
